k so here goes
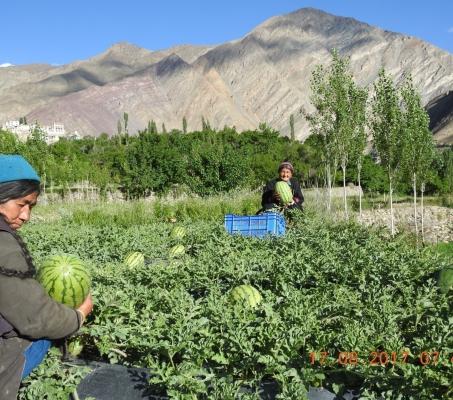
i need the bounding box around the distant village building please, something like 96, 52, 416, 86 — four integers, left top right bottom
1, 120, 80, 144
43, 122, 65, 144
2, 120, 34, 141
66, 130, 82, 140
4, 120, 20, 130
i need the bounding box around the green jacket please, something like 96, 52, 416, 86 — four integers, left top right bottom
0, 221, 82, 400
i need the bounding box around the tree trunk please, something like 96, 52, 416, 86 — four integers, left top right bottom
413, 173, 418, 245
326, 164, 332, 212
357, 164, 362, 219
42, 171, 46, 195
389, 175, 395, 236
421, 182, 425, 243
342, 161, 348, 218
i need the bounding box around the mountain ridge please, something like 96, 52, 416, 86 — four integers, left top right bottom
1, 7, 452, 143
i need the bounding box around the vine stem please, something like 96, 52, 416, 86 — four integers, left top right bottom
111, 347, 128, 358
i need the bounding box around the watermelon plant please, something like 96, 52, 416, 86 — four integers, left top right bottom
19, 204, 452, 400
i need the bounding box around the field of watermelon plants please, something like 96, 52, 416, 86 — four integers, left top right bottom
18, 197, 452, 400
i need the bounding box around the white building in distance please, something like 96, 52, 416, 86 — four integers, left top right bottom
43, 123, 65, 144
1, 120, 80, 144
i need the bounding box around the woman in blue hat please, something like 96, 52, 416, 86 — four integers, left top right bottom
0, 155, 93, 400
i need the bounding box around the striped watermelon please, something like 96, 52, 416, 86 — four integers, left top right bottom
124, 252, 145, 269
38, 254, 90, 308
230, 285, 262, 308
170, 226, 186, 240
275, 181, 293, 205
169, 244, 185, 258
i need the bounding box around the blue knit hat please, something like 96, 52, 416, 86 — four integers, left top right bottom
0, 155, 40, 183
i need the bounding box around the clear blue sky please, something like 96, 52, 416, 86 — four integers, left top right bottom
1, 0, 452, 65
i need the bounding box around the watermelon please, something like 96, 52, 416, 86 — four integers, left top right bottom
275, 181, 293, 205
437, 267, 453, 294
68, 337, 84, 357
170, 226, 186, 240
123, 252, 145, 269
230, 285, 262, 308
38, 254, 90, 308
169, 244, 185, 258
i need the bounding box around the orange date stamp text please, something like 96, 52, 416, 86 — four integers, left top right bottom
308, 350, 452, 367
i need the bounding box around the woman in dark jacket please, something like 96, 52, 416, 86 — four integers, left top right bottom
0, 155, 93, 400
261, 161, 304, 212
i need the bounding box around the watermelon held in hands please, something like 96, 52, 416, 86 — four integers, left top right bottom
123, 252, 145, 269
170, 226, 186, 240
37, 254, 90, 308
169, 244, 185, 258
437, 267, 453, 294
230, 285, 262, 308
275, 181, 293, 205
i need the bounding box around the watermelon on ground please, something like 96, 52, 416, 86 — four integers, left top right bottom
230, 285, 262, 308
169, 244, 185, 258
38, 254, 91, 308
170, 226, 186, 240
123, 252, 145, 269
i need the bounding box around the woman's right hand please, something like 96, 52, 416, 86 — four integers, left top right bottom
77, 293, 93, 319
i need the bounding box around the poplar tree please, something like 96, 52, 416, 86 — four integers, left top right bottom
289, 114, 295, 141
182, 116, 187, 134
370, 69, 404, 236
147, 120, 158, 134
400, 76, 435, 242
306, 50, 367, 215
306, 59, 339, 211
123, 112, 129, 145
123, 112, 129, 135
201, 116, 211, 131
117, 119, 123, 136
349, 86, 368, 218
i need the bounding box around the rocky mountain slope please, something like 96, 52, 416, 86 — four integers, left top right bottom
1, 8, 452, 142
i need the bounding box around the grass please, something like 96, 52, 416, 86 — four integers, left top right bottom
430, 241, 453, 261
32, 189, 262, 227
31, 189, 451, 244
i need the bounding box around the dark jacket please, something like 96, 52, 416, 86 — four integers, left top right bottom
0, 217, 82, 400
261, 177, 304, 211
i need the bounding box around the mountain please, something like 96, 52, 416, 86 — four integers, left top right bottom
0, 8, 452, 143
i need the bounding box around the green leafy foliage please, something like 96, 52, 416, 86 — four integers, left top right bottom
19, 206, 452, 399
18, 348, 90, 400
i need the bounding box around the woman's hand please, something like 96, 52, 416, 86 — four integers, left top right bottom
77, 293, 93, 319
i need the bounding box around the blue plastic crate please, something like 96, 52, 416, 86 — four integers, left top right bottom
224, 212, 285, 237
